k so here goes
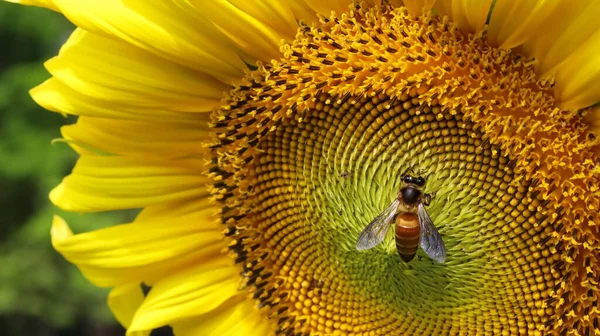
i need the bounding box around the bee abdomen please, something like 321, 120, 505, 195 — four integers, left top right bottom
395, 214, 420, 262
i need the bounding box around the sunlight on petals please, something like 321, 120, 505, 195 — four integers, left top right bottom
172, 295, 273, 336
134, 198, 216, 222
488, 0, 561, 49
228, 0, 298, 35
523, 2, 600, 78
50, 156, 210, 212
31, 78, 210, 122
188, 0, 289, 63
51, 209, 225, 287
60, 116, 212, 159
46, 29, 228, 113
554, 33, 600, 110
11, 0, 248, 83
127, 264, 242, 334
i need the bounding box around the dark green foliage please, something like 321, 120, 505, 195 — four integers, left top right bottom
0, 2, 131, 335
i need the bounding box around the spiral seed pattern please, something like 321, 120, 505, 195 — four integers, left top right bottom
210, 4, 600, 335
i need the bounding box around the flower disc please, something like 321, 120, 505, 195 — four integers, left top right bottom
210, 4, 598, 336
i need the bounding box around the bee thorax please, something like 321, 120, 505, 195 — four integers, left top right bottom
400, 187, 421, 205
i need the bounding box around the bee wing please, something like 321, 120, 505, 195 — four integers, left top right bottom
356, 199, 399, 251
418, 203, 446, 263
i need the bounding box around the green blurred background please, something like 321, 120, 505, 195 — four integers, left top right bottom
0, 2, 132, 335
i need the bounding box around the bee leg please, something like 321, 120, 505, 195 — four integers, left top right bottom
423, 193, 435, 206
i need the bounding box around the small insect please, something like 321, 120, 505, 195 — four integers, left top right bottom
356, 174, 446, 263
309, 278, 326, 290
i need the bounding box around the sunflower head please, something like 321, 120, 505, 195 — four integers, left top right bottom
211, 3, 600, 335
7, 0, 600, 335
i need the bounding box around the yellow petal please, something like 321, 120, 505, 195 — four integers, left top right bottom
5, 0, 58, 11
185, 0, 290, 63
46, 29, 227, 113
286, 0, 318, 24
127, 263, 242, 334
487, 0, 562, 49
135, 198, 216, 222
61, 116, 212, 159
172, 295, 273, 336
51, 215, 73, 239
553, 31, 600, 109
522, 2, 600, 76
511, 1, 600, 109
16, 0, 247, 83
434, 0, 493, 33
51, 208, 225, 287
108, 284, 149, 336
402, 0, 436, 16
301, 0, 350, 17
227, 0, 297, 33
225, 0, 298, 40
31, 78, 208, 122
583, 106, 600, 134
50, 156, 209, 212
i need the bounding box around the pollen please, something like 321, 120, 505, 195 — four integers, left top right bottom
210, 4, 600, 335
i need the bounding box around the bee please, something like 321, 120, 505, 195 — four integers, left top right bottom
356, 174, 446, 263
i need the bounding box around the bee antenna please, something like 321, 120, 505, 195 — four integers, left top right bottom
400, 165, 414, 177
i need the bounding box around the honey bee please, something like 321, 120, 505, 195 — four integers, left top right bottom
356, 174, 446, 263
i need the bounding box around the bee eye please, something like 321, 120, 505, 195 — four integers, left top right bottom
403, 176, 410, 183
416, 177, 425, 186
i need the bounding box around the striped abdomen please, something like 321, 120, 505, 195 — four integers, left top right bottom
394, 212, 420, 262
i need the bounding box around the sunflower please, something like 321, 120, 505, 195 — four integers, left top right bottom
6, 0, 600, 335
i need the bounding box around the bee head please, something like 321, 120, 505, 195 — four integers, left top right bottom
402, 175, 426, 187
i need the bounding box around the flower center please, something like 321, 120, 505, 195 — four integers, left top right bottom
210, 4, 599, 335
